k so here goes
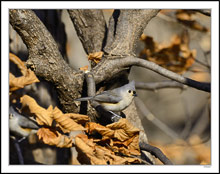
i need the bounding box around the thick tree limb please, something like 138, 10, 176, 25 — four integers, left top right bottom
9, 9, 84, 113
104, 9, 160, 56
68, 10, 107, 55
10, 10, 210, 121
92, 56, 210, 92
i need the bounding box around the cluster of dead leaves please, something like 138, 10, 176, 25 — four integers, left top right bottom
140, 31, 196, 74
74, 119, 141, 165
175, 10, 209, 32
9, 53, 142, 164
151, 135, 210, 165
160, 10, 209, 32
20, 95, 142, 164
20, 95, 89, 148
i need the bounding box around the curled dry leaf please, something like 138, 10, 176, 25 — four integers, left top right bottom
88, 51, 104, 64
106, 118, 140, 141
52, 107, 87, 133
20, 95, 53, 126
85, 118, 141, 156
37, 127, 73, 148
75, 134, 141, 165
67, 113, 89, 125
140, 32, 196, 74
9, 53, 39, 92
175, 10, 209, 32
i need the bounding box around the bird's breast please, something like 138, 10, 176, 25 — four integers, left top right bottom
100, 96, 133, 112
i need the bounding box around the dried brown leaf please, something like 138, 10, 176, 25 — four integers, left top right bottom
37, 127, 73, 148
107, 118, 140, 141
140, 32, 196, 74
176, 10, 209, 32
75, 134, 141, 165
86, 122, 114, 140
20, 95, 53, 126
75, 134, 107, 164
9, 53, 39, 92
88, 51, 103, 64
86, 119, 141, 156
53, 107, 86, 133
67, 113, 89, 125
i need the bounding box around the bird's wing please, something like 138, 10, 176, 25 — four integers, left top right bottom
93, 91, 122, 103
10, 106, 39, 129
17, 116, 39, 129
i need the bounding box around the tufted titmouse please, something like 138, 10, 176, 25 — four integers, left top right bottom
75, 80, 137, 112
9, 106, 39, 138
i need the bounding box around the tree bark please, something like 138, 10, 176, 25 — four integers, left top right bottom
104, 9, 160, 56
68, 10, 107, 55
9, 9, 84, 113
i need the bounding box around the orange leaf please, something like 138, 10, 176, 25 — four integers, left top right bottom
86, 119, 141, 156
75, 134, 141, 164
37, 127, 73, 148
88, 51, 103, 64
9, 53, 39, 92
20, 95, 53, 126
106, 118, 140, 141
86, 122, 114, 140
53, 107, 86, 133
140, 32, 196, 74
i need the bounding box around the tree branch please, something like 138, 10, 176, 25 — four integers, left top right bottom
135, 81, 187, 91
104, 9, 160, 56
11, 136, 24, 164
92, 56, 210, 92
135, 97, 179, 140
9, 9, 84, 113
68, 9, 107, 55
191, 9, 211, 16
139, 142, 173, 165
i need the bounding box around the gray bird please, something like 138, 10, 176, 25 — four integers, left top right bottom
9, 106, 39, 137
75, 80, 137, 112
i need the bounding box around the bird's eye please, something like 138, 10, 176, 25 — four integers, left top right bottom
128, 90, 131, 93
133, 91, 136, 95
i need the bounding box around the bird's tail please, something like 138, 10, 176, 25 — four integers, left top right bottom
75, 96, 93, 101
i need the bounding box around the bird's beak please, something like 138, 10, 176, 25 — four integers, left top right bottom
133, 93, 137, 97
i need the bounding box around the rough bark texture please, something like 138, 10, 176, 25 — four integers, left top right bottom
9, 8, 211, 165
104, 9, 160, 56
68, 9, 107, 55
9, 9, 84, 113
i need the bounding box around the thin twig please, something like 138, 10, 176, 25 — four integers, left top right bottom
194, 59, 211, 69
11, 136, 24, 164
139, 142, 173, 165
191, 9, 211, 16
179, 98, 192, 140
135, 97, 179, 140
